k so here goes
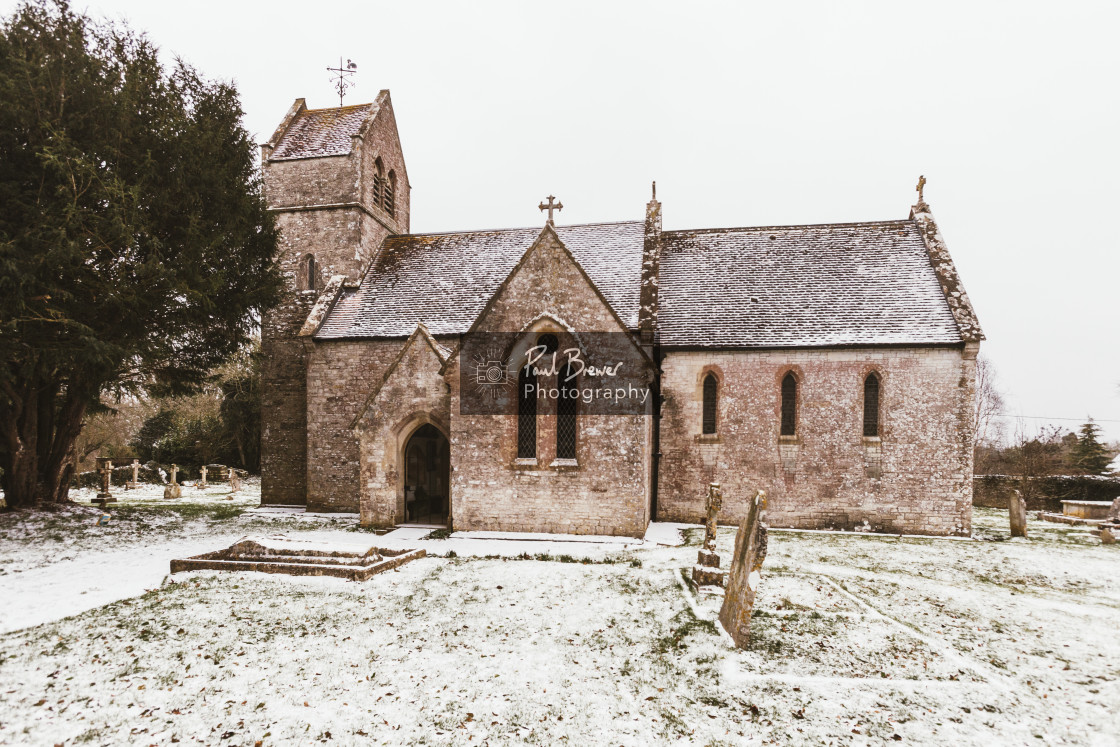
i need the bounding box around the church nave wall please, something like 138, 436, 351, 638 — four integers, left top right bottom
656, 346, 976, 536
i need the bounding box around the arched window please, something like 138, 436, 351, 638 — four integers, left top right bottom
537, 333, 558, 358
863, 372, 881, 437
300, 253, 316, 291
384, 170, 396, 216
372, 157, 385, 207
702, 373, 718, 434
557, 361, 578, 459
517, 366, 537, 459
780, 372, 797, 436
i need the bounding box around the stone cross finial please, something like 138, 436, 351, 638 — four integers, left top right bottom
651, 181, 656, 200
916, 175, 926, 202
539, 195, 563, 225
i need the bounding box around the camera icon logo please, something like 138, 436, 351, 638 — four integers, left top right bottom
477, 360, 507, 385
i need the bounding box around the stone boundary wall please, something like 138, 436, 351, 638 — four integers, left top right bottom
973, 474, 1120, 512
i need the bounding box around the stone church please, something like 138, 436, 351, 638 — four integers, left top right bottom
259, 91, 984, 538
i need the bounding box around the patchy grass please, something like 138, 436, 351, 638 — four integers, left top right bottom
1, 503, 1118, 744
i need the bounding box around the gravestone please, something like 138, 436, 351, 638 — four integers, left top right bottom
126, 459, 140, 490
229, 470, 243, 493
1009, 488, 1028, 538
94, 458, 116, 504
164, 464, 182, 500
719, 489, 769, 649
197, 465, 208, 489
692, 482, 725, 588
1098, 497, 1120, 543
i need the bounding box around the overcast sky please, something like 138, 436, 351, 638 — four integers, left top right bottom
9, 0, 1119, 441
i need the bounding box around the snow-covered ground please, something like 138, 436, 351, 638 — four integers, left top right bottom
0, 487, 1117, 745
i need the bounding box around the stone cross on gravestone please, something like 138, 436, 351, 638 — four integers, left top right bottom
692, 482, 726, 589
94, 458, 116, 504
197, 466, 208, 489
539, 195, 563, 225
164, 464, 181, 500
127, 458, 140, 490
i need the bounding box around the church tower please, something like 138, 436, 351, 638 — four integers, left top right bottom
259, 92, 410, 505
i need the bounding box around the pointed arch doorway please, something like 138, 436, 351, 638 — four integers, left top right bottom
403, 424, 450, 526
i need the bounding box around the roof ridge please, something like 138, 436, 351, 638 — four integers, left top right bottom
391, 219, 643, 240
663, 219, 914, 236
301, 103, 374, 113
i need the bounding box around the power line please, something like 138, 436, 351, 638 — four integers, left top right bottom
993, 414, 1120, 424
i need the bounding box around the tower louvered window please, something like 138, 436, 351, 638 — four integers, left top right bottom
863, 373, 881, 437
557, 362, 578, 460
780, 373, 797, 436
702, 373, 718, 434
383, 171, 396, 216
517, 367, 537, 459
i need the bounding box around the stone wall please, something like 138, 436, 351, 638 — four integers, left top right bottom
304, 339, 406, 512
356, 331, 451, 527
260, 292, 317, 505
656, 345, 976, 536
448, 229, 654, 537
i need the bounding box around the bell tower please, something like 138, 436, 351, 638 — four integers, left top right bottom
258, 91, 410, 505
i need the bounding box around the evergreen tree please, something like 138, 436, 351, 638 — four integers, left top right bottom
1072, 419, 1111, 475
0, 1, 281, 507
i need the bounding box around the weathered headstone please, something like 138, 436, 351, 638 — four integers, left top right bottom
197, 465, 208, 489
94, 458, 116, 504
1098, 497, 1120, 543
719, 489, 769, 649
164, 464, 182, 500
126, 458, 140, 490
692, 482, 725, 588
1009, 488, 1028, 538
229, 470, 243, 493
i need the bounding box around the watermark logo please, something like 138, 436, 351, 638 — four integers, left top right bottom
471, 347, 514, 399
460, 331, 653, 415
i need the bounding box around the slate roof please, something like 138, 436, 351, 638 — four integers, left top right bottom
314, 216, 968, 347
270, 104, 373, 160
314, 222, 645, 339
658, 220, 962, 347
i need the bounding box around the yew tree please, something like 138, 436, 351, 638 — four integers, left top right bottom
0, 1, 282, 507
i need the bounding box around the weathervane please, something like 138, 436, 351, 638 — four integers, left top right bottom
539, 195, 563, 225
327, 57, 358, 106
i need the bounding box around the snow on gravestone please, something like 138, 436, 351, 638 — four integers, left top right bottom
1009, 489, 1028, 538
718, 489, 769, 648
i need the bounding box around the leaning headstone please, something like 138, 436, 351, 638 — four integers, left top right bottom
1009, 489, 1028, 538
94, 458, 116, 504
229, 470, 243, 493
163, 464, 182, 500
692, 482, 725, 589
719, 489, 769, 649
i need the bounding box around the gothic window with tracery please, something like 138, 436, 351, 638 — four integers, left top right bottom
517, 366, 537, 459
557, 361, 578, 460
